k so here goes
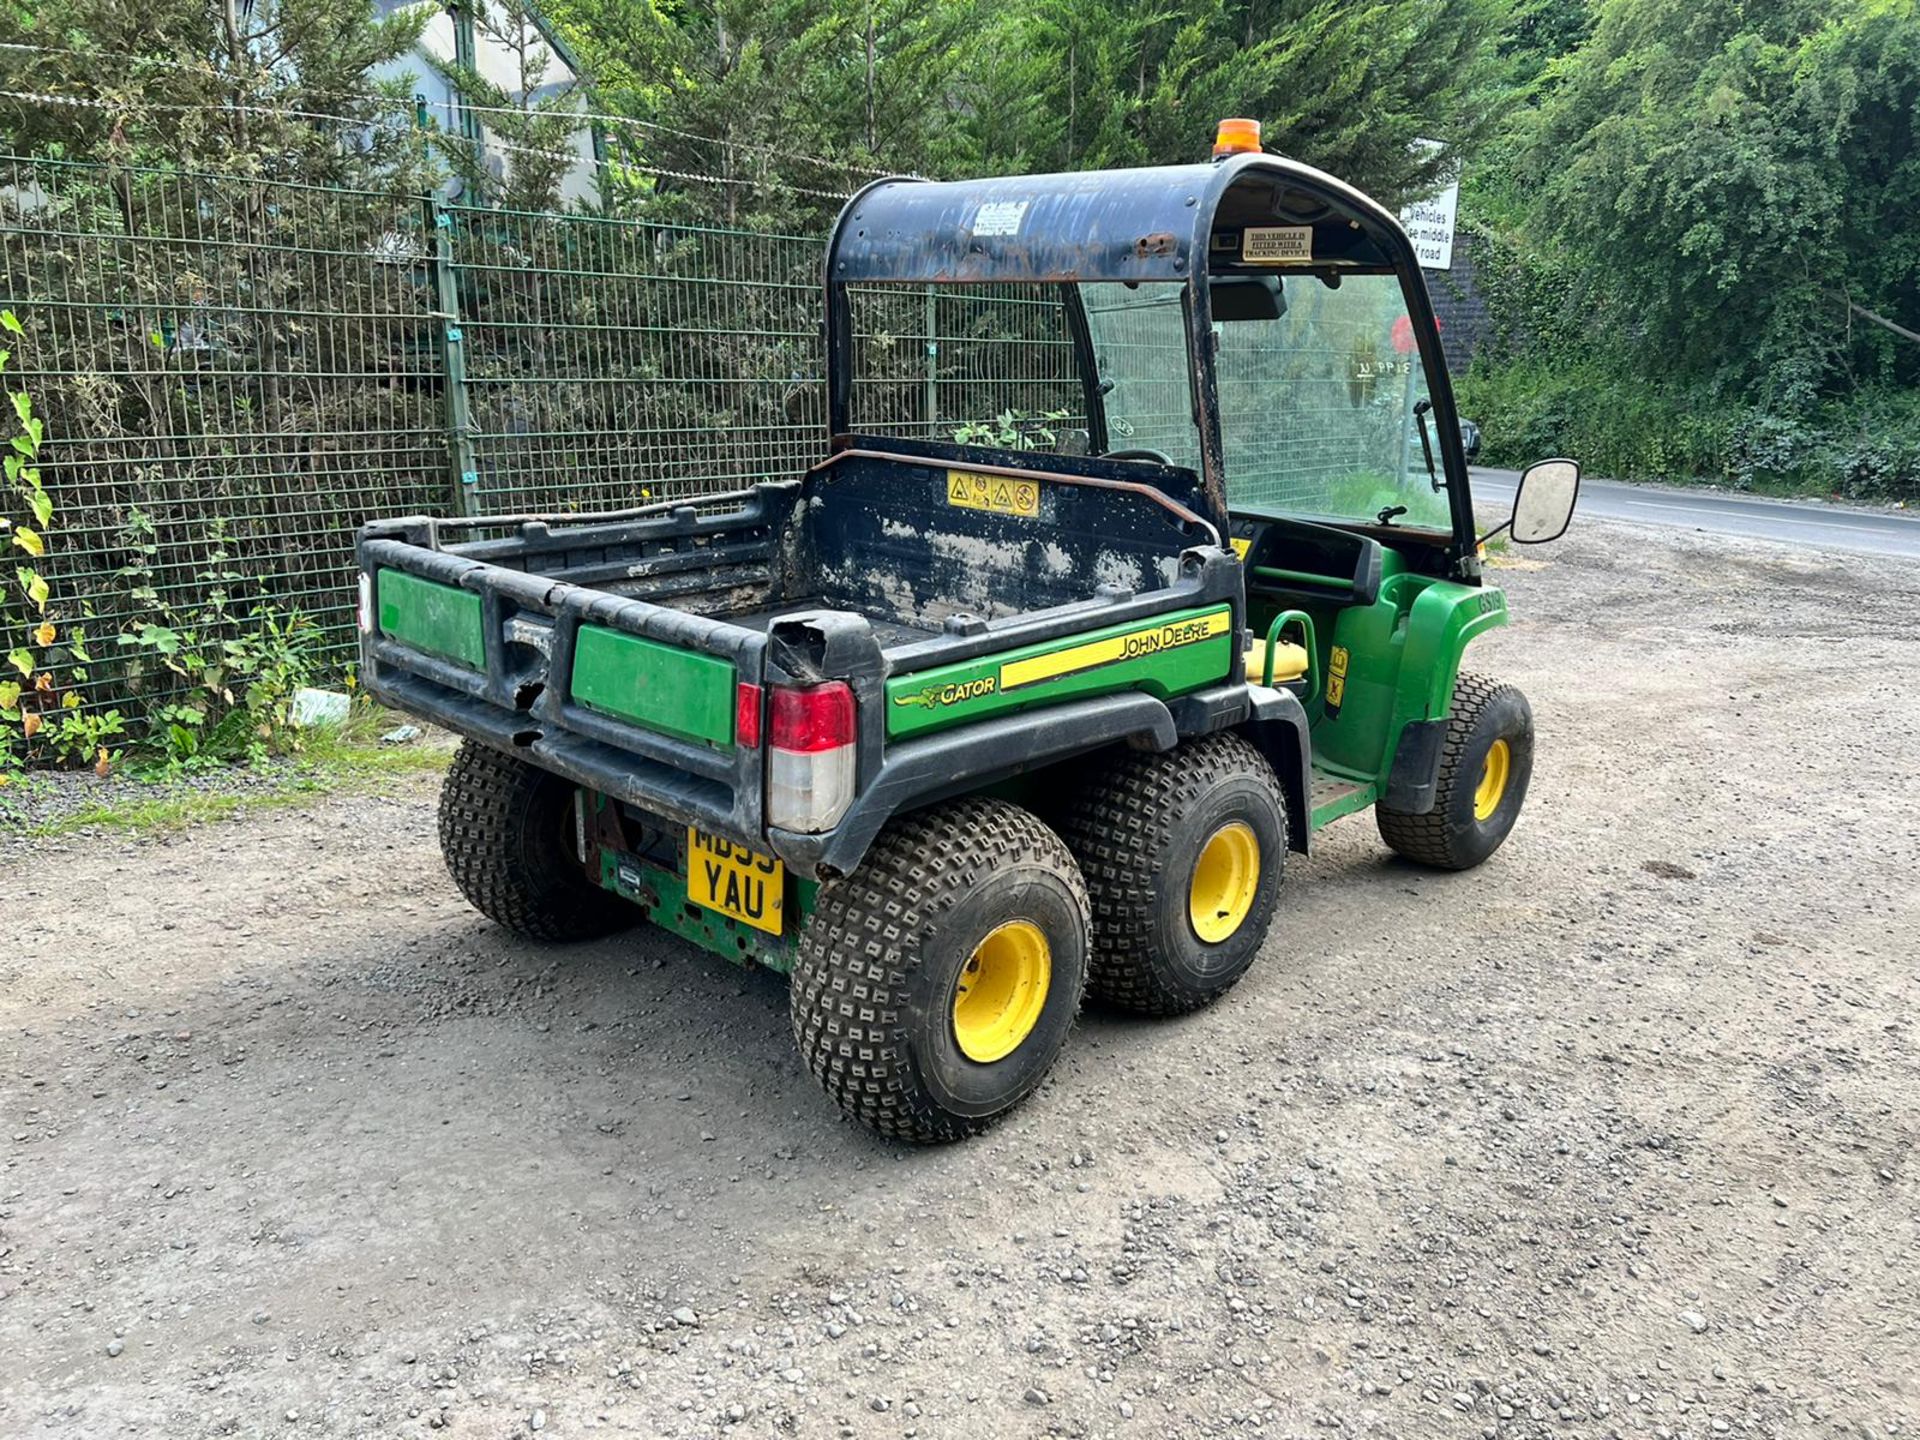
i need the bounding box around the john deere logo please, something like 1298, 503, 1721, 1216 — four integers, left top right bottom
1118, 616, 1220, 660
893, 675, 999, 709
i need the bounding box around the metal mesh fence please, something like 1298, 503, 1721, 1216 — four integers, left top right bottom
0, 155, 450, 715
845, 283, 1086, 447
449, 206, 829, 513
0, 154, 1135, 734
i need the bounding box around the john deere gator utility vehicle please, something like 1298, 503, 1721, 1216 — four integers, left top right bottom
356, 121, 1581, 1142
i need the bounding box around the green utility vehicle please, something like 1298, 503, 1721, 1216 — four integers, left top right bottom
357, 127, 1580, 1142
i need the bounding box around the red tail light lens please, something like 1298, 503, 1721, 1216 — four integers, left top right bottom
769, 681, 856, 753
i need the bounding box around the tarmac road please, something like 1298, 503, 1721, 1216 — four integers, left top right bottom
1470, 465, 1920, 561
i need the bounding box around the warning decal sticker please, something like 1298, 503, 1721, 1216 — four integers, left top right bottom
947, 470, 1041, 517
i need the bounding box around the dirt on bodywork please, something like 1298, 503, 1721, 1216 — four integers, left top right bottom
2, 515, 1916, 1438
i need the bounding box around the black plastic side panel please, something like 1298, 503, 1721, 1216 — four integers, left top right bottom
1382, 717, 1447, 815
799, 449, 1213, 631
1235, 684, 1314, 855
770, 691, 1181, 877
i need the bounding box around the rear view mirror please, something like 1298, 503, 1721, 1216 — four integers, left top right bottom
1210, 275, 1286, 322
1511, 458, 1580, 543
1460, 418, 1482, 461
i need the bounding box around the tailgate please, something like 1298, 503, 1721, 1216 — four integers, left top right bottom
358, 536, 768, 839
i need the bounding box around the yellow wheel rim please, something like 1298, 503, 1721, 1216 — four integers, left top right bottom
1188, 821, 1261, 944
952, 920, 1052, 1064
1474, 737, 1512, 821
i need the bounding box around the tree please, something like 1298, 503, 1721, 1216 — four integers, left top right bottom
0, 0, 429, 188
1515, 0, 1920, 400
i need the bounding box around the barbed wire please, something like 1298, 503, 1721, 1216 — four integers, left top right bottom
0, 88, 858, 199
0, 40, 897, 180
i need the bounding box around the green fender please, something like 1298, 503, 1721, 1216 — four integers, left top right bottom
1391, 580, 1509, 728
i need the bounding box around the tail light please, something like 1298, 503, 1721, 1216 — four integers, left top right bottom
767, 681, 856, 833
357, 573, 374, 633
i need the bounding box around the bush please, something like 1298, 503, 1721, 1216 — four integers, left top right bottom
1456, 362, 1920, 504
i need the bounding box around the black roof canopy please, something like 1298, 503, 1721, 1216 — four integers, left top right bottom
826, 153, 1411, 287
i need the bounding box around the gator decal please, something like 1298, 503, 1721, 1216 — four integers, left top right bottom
885, 605, 1234, 738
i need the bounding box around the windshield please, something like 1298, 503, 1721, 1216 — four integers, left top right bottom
1083, 276, 1452, 530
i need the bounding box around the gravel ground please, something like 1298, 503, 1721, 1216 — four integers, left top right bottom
3, 516, 1916, 1439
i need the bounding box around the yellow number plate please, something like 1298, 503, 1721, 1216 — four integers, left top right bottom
947, 469, 1040, 517
686, 827, 785, 935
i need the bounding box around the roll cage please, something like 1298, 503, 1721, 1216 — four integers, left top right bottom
823, 153, 1480, 576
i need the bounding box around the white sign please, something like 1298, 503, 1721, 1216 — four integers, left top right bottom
971, 200, 1029, 237
1400, 142, 1460, 270
1241, 226, 1313, 263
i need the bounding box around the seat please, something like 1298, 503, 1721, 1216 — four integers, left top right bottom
1245, 638, 1310, 685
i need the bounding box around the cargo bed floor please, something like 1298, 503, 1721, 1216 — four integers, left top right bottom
718, 598, 943, 650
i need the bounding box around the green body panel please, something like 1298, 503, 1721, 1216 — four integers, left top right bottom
1249, 550, 1507, 830
1310, 780, 1379, 831
885, 604, 1234, 740
595, 846, 818, 974
1309, 572, 1507, 796
376, 569, 485, 670
571, 625, 736, 747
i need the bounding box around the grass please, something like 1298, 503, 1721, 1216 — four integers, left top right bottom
13, 708, 452, 839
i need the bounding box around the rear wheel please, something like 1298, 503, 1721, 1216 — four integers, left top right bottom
438, 740, 633, 941
789, 798, 1089, 1143
1056, 733, 1287, 1016
1376, 672, 1533, 870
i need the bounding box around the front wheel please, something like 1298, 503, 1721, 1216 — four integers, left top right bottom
1376, 673, 1533, 870
789, 798, 1090, 1143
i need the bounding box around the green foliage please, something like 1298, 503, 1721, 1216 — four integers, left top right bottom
1512, 0, 1920, 398
426, 0, 592, 210
111, 512, 324, 772
0, 0, 431, 186
953, 409, 1071, 451
1458, 363, 1920, 500
0, 311, 73, 774
547, 0, 1516, 222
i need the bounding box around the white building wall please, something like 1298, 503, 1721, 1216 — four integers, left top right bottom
371, 0, 600, 208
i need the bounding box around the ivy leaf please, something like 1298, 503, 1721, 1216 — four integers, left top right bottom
33, 620, 55, 648
0, 310, 22, 335
7, 648, 31, 677
26, 489, 51, 526
0, 680, 17, 709
12, 526, 44, 557
61, 691, 79, 709
18, 567, 49, 610
20, 709, 40, 739
8, 391, 29, 425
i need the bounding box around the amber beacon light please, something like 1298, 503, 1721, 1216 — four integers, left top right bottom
1212, 117, 1263, 156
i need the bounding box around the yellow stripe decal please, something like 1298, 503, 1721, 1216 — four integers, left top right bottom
999, 608, 1232, 691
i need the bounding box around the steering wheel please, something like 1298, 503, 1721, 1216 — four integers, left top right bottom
1104, 447, 1173, 466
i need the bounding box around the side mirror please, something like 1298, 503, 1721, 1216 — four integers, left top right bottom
1510, 458, 1580, 544
1460, 419, 1482, 461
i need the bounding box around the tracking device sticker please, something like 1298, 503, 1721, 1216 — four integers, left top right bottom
1242, 225, 1313, 263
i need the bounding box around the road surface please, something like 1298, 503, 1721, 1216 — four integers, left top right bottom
1470, 466, 1920, 561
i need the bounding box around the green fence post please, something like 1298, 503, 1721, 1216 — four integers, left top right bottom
923, 285, 938, 433
425, 194, 479, 517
